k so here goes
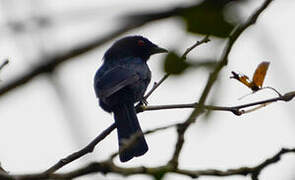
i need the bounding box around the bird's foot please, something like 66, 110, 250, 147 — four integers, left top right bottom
139, 99, 148, 106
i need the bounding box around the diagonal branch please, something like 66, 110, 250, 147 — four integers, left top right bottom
44, 123, 116, 174
16, 0, 273, 176
0, 6, 183, 97
44, 36, 210, 174
43, 88, 292, 175
142, 35, 210, 101
168, 0, 274, 168
0, 25, 132, 97
0, 59, 9, 72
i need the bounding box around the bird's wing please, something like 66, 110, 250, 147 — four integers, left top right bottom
95, 66, 140, 99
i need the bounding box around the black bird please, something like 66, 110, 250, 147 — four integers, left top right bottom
94, 36, 167, 162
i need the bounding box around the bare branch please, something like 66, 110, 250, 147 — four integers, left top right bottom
142, 35, 210, 101
140, 91, 295, 115
0, 163, 11, 180
0, 59, 9, 72
176, 148, 295, 179
181, 35, 210, 59
44, 123, 116, 174
0, 7, 182, 97
0, 1, 288, 180
168, 0, 274, 168
0, 174, 14, 180
42, 0, 274, 175
11, 147, 295, 180
44, 35, 210, 175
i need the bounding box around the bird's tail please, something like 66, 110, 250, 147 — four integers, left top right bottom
113, 102, 148, 162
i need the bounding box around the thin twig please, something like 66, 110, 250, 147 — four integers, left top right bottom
143, 35, 210, 101
182, 35, 210, 59
262, 86, 282, 97
241, 102, 271, 114
0, 59, 9, 72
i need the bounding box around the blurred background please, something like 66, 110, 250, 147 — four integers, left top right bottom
0, 0, 295, 180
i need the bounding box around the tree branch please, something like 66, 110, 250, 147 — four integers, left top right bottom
168, 0, 274, 168
41, 88, 293, 179
43, 89, 294, 176
0, 59, 9, 72
43, 35, 210, 174
0, 6, 183, 97
140, 91, 295, 115
42, 0, 274, 175
142, 35, 210, 101
44, 123, 116, 174
1, 0, 276, 179
10, 147, 295, 180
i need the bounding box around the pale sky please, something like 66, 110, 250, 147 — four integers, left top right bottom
1, 1, 295, 180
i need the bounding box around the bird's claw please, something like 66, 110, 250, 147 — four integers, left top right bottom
139, 99, 148, 106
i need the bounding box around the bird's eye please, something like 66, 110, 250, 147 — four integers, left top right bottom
137, 40, 145, 46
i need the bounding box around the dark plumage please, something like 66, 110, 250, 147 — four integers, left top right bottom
94, 36, 167, 162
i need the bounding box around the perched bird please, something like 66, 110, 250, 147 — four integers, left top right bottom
94, 36, 167, 162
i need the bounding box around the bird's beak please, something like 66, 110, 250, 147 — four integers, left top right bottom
151, 46, 168, 55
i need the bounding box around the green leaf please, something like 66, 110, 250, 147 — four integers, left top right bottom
164, 52, 189, 75
180, 1, 236, 38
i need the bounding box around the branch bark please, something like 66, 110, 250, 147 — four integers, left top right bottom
0, 59, 9, 72
44, 35, 210, 174
140, 91, 295, 115
2, 1, 279, 180
42, 0, 274, 175
10, 147, 295, 180
168, 0, 274, 168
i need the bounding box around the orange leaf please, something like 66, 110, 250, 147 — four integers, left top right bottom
231, 61, 270, 91
251, 61, 270, 89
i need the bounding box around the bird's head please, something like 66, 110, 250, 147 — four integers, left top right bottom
104, 36, 168, 61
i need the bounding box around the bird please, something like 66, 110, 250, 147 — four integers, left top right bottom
94, 35, 168, 162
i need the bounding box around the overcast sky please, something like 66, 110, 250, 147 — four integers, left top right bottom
1, 1, 295, 180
